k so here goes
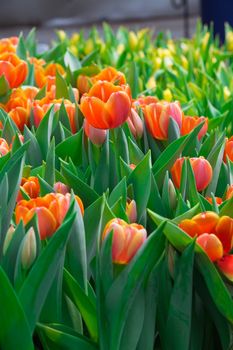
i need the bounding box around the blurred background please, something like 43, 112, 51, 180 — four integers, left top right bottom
0, 0, 232, 42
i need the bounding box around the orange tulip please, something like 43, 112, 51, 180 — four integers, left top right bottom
126, 199, 137, 223
171, 157, 212, 191
102, 218, 147, 264
17, 177, 40, 202
33, 99, 77, 132
206, 196, 223, 205
77, 66, 126, 95
15, 193, 84, 240
181, 115, 208, 140
133, 95, 158, 109
0, 37, 18, 54
84, 119, 107, 145
224, 136, 233, 162
35, 63, 65, 89
0, 53, 28, 88
0, 138, 10, 156
179, 211, 233, 264
144, 101, 183, 140
217, 255, 233, 281
196, 233, 223, 262
80, 81, 131, 129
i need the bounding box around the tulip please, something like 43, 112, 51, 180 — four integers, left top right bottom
17, 177, 40, 202
21, 227, 37, 270
102, 218, 147, 264
196, 233, 223, 262
77, 67, 126, 95
179, 212, 233, 269
54, 181, 70, 195
126, 199, 137, 223
217, 256, 233, 281
224, 136, 233, 162
15, 193, 84, 240
226, 184, 233, 200
144, 101, 183, 140
3, 225, 15, 255
171, 157, 212, 191
181, 116, 208, 140
0, 36, 18, 54
80, 81, 131, 129
127, 108, 144, 138
33, 99, 77, 132
206, 196, 223, 205
133, 95, 158, 109
0, 53, 28, 88
35, 62, 65, 89
84, 119, 107, 145
0, 138, 10, 156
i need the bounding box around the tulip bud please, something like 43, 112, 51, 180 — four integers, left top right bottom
224, 86, 231, 101
102, 218, 147, 264
163, 88, 173, 102
21, 227, 37, 270
126, 199, 137, 223
226, 184, 233, 200
84, 119, 107, 145
224, 137, 233, 162
128, 31, 138, 51
54, 181, 70, 195
129, 163, 136, 170
168, 179, 177, 210
3, 225, 15, 255
127, 108, 143, 139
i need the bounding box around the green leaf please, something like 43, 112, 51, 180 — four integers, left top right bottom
37, 323, 97, 350
127, 151, 151, 222
165, 241, 195, 349
64, 50, 81, 71
0, 75, 10, 97
0, 267, 34, 350
18, 211, 76, 332
16, 33, 27, 60
44, 138, 55, 186
127, 61, 139, 98
56, 71, 69, 99
36, 106, 55, 159
104, 224, 165, 350
63, 269, 98, 341
56, 129, 83, 166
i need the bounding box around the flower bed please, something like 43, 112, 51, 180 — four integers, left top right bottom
0, 23, 233, 349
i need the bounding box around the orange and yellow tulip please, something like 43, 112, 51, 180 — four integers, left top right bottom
77, 66, 126, 95
0, 53, 28, 88
0, 138, 10, 156
171, 156, 212, 191
80, 81, 131, 129
15, 193, 84, 240
35, 62, 65, 89
181, 115, 208, 140
226, 184, 233, 200
102, 218, 147, 264
0, 36, 18, 54
144, 101, 183, 140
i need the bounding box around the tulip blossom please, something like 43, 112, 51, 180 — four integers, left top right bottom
126, 199, 137, 223
144, 101, 183, 140
179, 212, 233, 280
0, 36, 18, 54
127, 108, 144, 138
181, 115, 208, 140
17, 177, 40, 202
0, 53, 28, 88
224, 136, 233, 162
226, 184, 233, 200
33, 99, 77, 132
171, 156, 212, 191
133, 95, 158, 109
102, 218, 147, 264
54, 182, 70, 195
84, 119, 107, 145
15, 193, 84, 240
77, 66, 126, 95
35, 62, 65, 89
206, 196, 223, 205
80, 81, 131, 129
0, 138, 10, 156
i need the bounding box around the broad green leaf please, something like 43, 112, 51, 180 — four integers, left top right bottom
0, 267, 34, 350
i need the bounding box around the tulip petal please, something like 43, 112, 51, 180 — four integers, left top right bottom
217, 255, 233, 281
